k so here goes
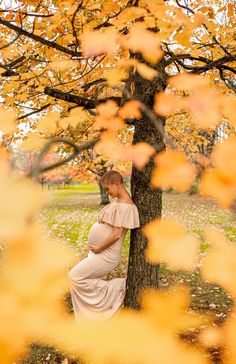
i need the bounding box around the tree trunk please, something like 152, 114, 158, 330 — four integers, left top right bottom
98, 181, 110, 205
124, 60, 168, 309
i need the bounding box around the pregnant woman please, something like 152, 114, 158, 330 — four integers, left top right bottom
68, 170, 140, 321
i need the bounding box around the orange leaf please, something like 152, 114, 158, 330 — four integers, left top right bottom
113, 7, 147, 27
118, 100, 142, 119
143, 218, 200, 270
93, 100, 125, 132
200, 168, 236, 208
201, 228, 236, 297
211, 136, 236, 180
188, 87, 221, 128
0, 108, 16, 133
105, 67, 128, 86
96, 100, 118, 118
48, 60, 78, 71
154, 92, 184, 116
136, 63, 158, 80
168, 74, 209, 91
124, 24, 163, 64
21, 132, 45, 151
37, 111, 60, 133
221, 96, 236, 125
151, 150, 197, 192
81, 30, 118, 56
120, 142, 155, 169
94, 131, 122, 157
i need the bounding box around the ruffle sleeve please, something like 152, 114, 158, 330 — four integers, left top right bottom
98, 202, 140, 229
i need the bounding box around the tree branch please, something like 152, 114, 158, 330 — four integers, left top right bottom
44, 86, 121, 108
29, 136, 100, 177
0, 33, 20, 50
218, 68, 236, 92
175, 0, 194, 15
0, 9, 54, 18
82, 78, 106, 91
164, 46, 235, 74
0, 17, 82, 57
17, 103, 51, 120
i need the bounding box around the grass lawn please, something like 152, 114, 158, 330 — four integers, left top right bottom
20, 185, 236, 363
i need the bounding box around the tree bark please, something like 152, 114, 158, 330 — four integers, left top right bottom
98, 181, 110, 205
124, 60, 168, 309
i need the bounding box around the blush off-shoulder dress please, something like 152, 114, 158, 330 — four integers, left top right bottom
68, 200, 140, 321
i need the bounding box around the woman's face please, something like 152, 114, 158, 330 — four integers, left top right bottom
102, 182, 119, 198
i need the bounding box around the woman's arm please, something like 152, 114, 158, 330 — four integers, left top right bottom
89, 226, 124, 254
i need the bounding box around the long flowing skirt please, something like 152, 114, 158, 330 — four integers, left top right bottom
68, 252, 126, 321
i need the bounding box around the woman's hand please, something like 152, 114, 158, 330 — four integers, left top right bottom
89, 244, 103, 254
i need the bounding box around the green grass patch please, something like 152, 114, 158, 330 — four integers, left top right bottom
191, 228, 209, 252
57, 183, 99, 192
200, 240, 210, 252
225, 226, 236, 241
206, 213, 230, 224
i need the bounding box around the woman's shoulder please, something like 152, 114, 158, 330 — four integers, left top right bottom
98, 200, 138, 215
98, 200, 140, 228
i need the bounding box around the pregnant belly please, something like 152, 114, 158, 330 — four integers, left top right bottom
88, 222, 113, 246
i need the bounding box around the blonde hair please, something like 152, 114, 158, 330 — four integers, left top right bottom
100, 170, 123, 185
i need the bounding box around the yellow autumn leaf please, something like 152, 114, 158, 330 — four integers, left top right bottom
48, 60, 78, 71
0, 108, 16, 133
59, 116, 71, 130
199, 168, 236, 208
221, 96, 236, 125
221, 314, 236, 364
211, 136, 236, 181
154, 92, 185, 116
94, 114, 125, 132
188, 87, 221, 128
136, 63, 158, 80
120, 142, 155, 169
118, 100, 142, 119
0, 222, 75, 362
0, 173, 45, 238
175, 31, 192, 46
69, 106, 89, 121
105, 67, 128, 86
113, 7, 147, 27
94, 132, 154, 168
201, 228, 236, 298
143, 218, 200, 270
124, 24, 163, 64
94, 130, 123, 157
168, 74, 210, 91
37, 111, 60, 133
96, 100, 118, 118
21, 132, 45, 151
193, 13, 208, 26
5, 96, 15, 106
100, 0, 121, 15
81, 30, 118, 56
151, 150, 197, 192
118, 58, 138, 70
93, 100, 125, 131
140, 285, 206, 332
